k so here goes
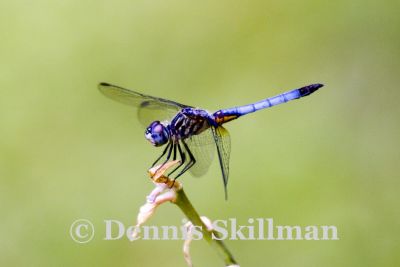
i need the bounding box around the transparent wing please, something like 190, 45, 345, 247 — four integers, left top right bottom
211, 126, 231, 199
136, 101, 180, 127
186, 128, 216, 177
98, 82, 192, 126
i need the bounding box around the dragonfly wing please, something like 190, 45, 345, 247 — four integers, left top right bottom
136, 101, 180, 127
211, 126, 231, 199
186, 128, 216, 177
98, 82, 192, 126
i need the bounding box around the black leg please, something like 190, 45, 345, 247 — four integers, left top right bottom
168, 142, 186, 176
172, 143, 177, 161
151, 142, 171, 167
174, 139, 196, 179
154, 142, 174, 175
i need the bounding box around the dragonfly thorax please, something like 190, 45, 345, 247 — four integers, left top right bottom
145, 121, 170, 147
170, 110, 211, 140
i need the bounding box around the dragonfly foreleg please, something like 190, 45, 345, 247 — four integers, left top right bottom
153, 141, 174, 176
151, 142, 172, 167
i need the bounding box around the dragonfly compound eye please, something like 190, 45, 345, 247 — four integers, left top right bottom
145, 121, 169, 146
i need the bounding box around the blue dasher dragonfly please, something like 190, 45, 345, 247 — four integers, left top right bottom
99, 82, 323, 198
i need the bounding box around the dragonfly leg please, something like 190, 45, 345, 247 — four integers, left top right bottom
151, 142, 171, 167
154, 142, 174, 175
179, 140, 196, 174
167, 142, 186, 176
173, 139, 196, 180
172, 142, 177, 161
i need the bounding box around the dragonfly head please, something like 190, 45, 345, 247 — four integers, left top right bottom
145, 121, 170, 147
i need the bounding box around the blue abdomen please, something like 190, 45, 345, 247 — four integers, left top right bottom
213, 83, 323, 124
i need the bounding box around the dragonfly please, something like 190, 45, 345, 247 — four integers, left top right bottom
98, 82, 323, 198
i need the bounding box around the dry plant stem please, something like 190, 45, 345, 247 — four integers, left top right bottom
173, 187, 238, 266
149, 161, 238, 266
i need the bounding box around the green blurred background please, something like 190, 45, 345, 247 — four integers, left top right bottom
1, 1, 399, 266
